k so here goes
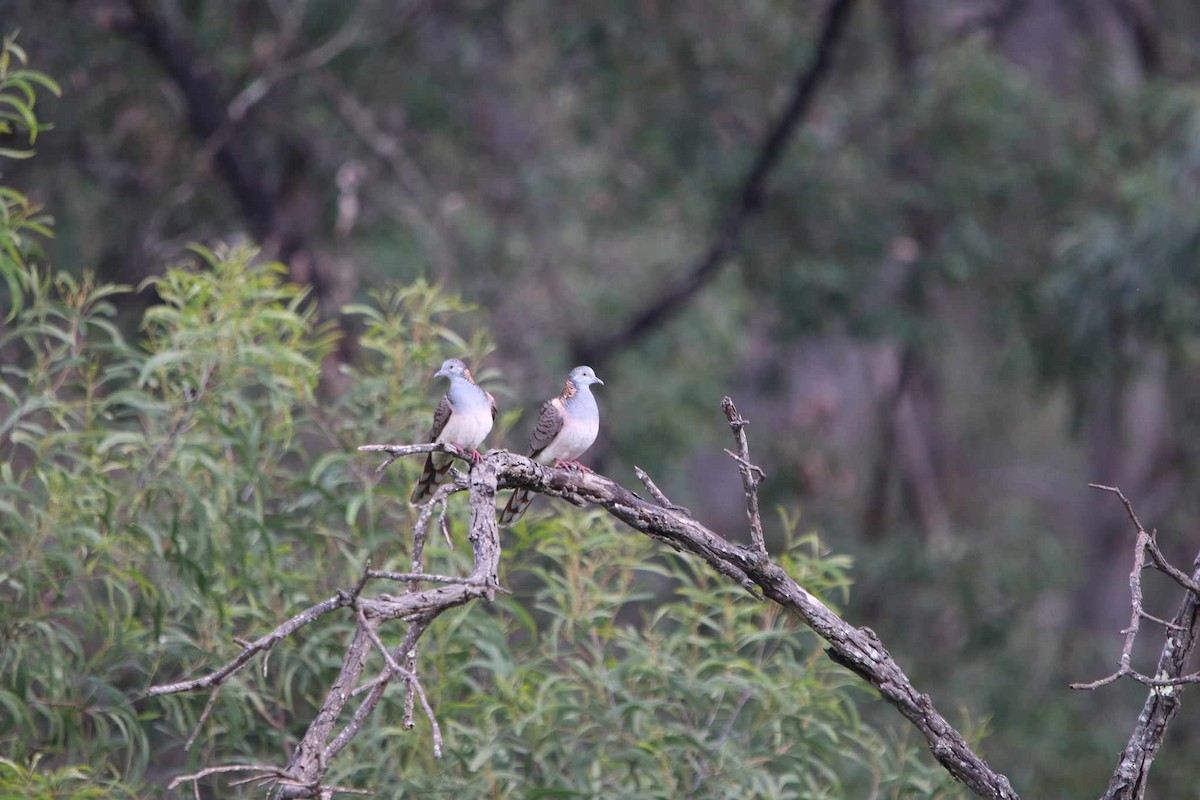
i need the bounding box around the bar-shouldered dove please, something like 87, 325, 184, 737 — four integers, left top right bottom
499, 365, 603, 525
410, 358, 497, 504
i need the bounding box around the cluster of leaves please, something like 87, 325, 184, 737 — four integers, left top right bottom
0, 30, 58, 313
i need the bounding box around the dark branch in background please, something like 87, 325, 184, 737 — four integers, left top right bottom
316, 69, 475, 283
1108, 0, 1162, 78
121, 0, 275, 237
116, 0, 354, 312
571, 0, 858, 367
1070, 485, 1200, 800
950, 0, 1032, 40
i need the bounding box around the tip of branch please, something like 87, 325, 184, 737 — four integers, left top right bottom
721, 397, 748, 429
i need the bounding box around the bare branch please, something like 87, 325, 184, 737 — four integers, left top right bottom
336, 615, 431, 745
169, 763, 291, 791
357, 609, 443, 757
1087, 484, 1200, 596
183, 685, 221, 753
367, 570, 483, 586
352, 438, 1017, 797
721, 397, 768, 557
634, 466, 691, 514
1072, 487, 1200, 800
145, 593, 351, 697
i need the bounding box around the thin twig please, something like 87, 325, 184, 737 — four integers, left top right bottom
362, 438, 475, 474
1070, 526, 1147, 690
1088, 484, 1145, 534
145, 593, 351, 696
1088, 484, 1200, 596
1140, 610, 1186, 632
1145, 537, 1200, 596
168, 763, 289, 790
331, 615, 433, 760
721, 397, 768, 557
357, 609, 443, 757
437, 494, 454, 550
367, 570, 480, 586
183, 685, 222, 752
634, 466, 673, 507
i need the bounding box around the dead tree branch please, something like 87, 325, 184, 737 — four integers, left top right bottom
720, 396, 768, 557
572, 0, 858, 367
120, 0, 275, 238
146, 444, 501, 799
359, 404, 1019, 799
155, 409, 1022, 797
1070, 485, 1200, 800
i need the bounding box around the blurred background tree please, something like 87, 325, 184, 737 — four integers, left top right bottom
5, 0, 1200, 796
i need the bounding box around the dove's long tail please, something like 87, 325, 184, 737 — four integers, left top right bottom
498, 487, 534, 525
410, 452, 453, 504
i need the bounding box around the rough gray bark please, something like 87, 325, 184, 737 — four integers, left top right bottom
1101, 561, 1200, 799
1071, 487, 1200, 800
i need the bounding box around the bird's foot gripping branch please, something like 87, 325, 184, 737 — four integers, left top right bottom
149, 398, 1029, 798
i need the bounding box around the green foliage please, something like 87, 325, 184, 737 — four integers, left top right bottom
0, 754, 138, 799
0, 32, 58, 321
0, 31, 60, 160
0, 237, 961, 795
1029, 95, 1200, 389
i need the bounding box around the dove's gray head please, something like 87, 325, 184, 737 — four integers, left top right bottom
434, 358, 472, 383
568, 365, 604, 388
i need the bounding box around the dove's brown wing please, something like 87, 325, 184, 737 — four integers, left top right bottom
411, 394, 455, 504
528, 398, 566, 458
501, 397, 566, 524
426, 395, 453, 442
488, 392, 498, 421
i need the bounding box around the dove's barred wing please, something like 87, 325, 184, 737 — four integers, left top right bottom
528, 397, 565, 457
425, 394, 453, 443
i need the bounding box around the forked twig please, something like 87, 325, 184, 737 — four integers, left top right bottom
721, 397, 768, 557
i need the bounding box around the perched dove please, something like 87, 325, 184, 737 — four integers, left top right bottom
499, 365, 604, 525
410, 358, 497, 504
